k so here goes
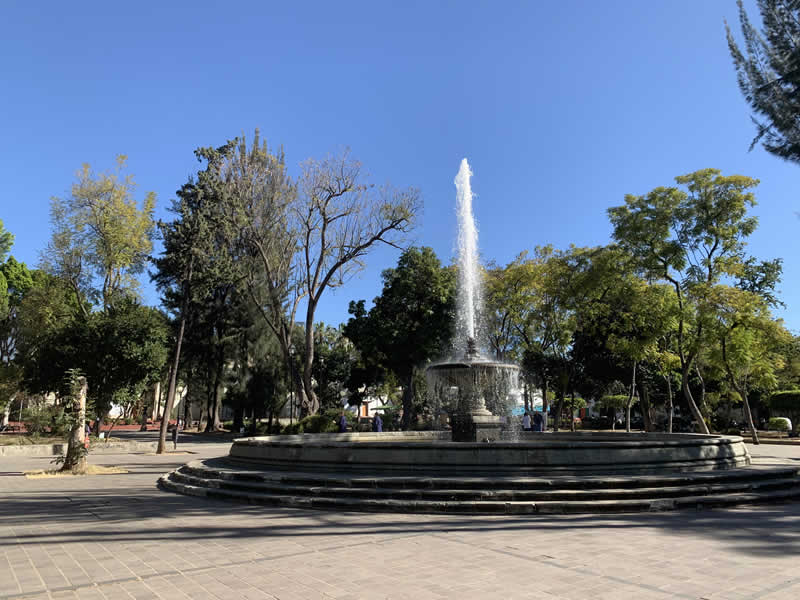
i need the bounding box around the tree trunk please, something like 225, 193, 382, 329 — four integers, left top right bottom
638, 380, 653, 432
2, 397, 11, 427
553, 395, 564, 431
302, 307, 320, 416
401, 374, 414, 430
681, 362, 710, 434
541, 380, 549, 431
570, 391, 576, 432
182, 387, 191, 430
664, 374, 674, 433
739, 383, 760, 445
157, 311, 187, 454
695, 364, 706, 419
233, 405, 244, 433
626, 362, 637, 433
151, 381, 161, 421
62, 377, 88, 474
212, 378, 223, 430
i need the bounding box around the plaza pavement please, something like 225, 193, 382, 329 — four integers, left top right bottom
1, 436, 799, 600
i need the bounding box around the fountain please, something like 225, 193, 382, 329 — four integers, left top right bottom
426, 158, 521, 441
158, 160, 800, 514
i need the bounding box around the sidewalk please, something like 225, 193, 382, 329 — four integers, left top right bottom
1, 441, 799, 599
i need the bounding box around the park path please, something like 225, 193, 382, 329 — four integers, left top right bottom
1, 439, 799, 600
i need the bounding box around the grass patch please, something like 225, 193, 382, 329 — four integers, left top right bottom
24, 465, 128, 478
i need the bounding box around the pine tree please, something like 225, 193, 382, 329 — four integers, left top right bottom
726, 0, 800, 163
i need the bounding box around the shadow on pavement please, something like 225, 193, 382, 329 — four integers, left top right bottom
1, 481, 798, 558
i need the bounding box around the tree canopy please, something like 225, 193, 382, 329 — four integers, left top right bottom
727, 0, 800, 163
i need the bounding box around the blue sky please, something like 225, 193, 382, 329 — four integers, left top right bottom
2, 1, 798, 331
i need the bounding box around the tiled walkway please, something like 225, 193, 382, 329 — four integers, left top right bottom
1, 440, 799, 599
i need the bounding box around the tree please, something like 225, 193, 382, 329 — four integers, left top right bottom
218, 132, 301, 413
0, 219, 13, 262
596, 394, 636, 431
0, 258, 34, 366
708, 285, 790, 443
60, 372, 88, 474
609, 168, 763, 434
222, 135, 421, 416
727, 0, 800, 163
43, 156, 156, 314
345, 247, 455, 428
23, 299, 169, 429
295, 152, 420, 415
0, 220, 13, 322
492, 247, 574, 422
152, 143, 240, 451
311, 324, 355, 412
0, 257, 34, 424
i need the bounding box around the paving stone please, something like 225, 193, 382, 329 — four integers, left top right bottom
1, 439, 800, 600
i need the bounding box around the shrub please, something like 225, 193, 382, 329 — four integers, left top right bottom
281, 422, 303, 435
581, 416, 612, 430
377, 405, 402, 431
768, 417, 790, 432
22, 404, 51, 435
768, 390, 800, 434
282, 408, 357, 435
22, 404, 71, 436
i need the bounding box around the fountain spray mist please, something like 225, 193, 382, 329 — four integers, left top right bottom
454, 158, 482, 354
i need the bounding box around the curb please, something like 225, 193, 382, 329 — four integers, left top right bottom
0, 440, 159, 457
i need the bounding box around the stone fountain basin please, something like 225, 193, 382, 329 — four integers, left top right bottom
229, 431, 750, 475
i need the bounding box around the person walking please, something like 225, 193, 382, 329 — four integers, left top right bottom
373, 413, 383, 433
533, 411, 544, 432
338, 410, 348, 433
171, 419, 181, 450
522, 411, 532, 432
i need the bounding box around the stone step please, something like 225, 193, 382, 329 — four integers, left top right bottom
170, 467, 800, 502
158, 473, 800, 514
183, 460, 800, 491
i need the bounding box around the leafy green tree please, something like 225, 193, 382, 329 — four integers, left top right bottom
596, 394, 636, 431
23, 299, 168, 428
708, 285, 790, 443
0, 219, 13, 261
609, 168, 763, 434
484, 254, 535, 361
345, 247, 455, 428
311, 324, 355, 412
0, 257, 34, 365
152, 143, 240, 451
775, 334, 800, 390
492, 246, 576, 422
727, 0, 800, 163
43, 156, 156, 314
0, 257, 34, 422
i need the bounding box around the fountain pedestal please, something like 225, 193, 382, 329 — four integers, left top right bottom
451, 413, 505, 442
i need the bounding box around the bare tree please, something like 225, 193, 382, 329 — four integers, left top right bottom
222, 136, 420, 416
296, 152, 420, 414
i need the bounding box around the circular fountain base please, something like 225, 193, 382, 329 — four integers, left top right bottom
159, 433, 800, 513
225, 431, 751, 474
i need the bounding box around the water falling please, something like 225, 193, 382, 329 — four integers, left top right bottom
425, 159, 521, 429
454, 158, 482, 354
